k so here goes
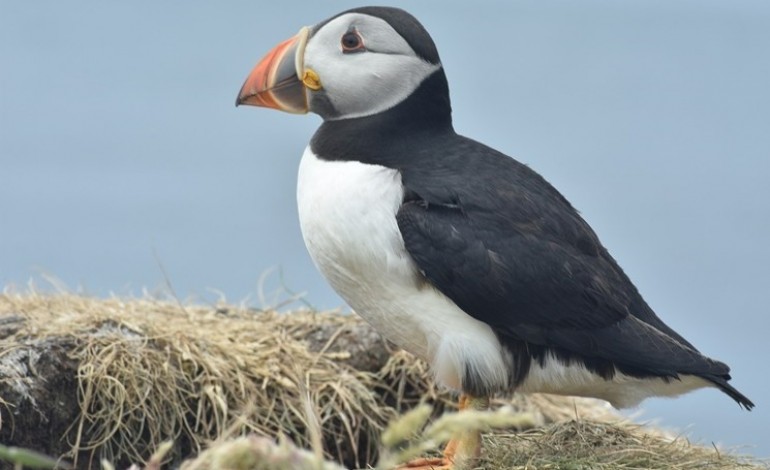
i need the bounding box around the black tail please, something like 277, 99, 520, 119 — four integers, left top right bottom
704, 374, 755, 410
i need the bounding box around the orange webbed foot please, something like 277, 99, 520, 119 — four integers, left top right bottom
393, 394, 488, 470
395, 456, 453, 469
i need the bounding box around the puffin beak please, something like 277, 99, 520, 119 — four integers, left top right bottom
236, 27, 311, 114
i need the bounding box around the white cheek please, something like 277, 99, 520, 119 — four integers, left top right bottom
303, 12, 441, 119
306, 50, 440, 119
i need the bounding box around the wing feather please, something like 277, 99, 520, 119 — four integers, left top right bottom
396, 135, 729, 380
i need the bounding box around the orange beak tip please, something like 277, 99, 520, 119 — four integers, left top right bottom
236, 29, 310, 114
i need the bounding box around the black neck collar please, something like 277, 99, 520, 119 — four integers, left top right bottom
310, 69, 455, 168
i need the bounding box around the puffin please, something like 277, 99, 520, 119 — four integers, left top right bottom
236, 6, 754, 469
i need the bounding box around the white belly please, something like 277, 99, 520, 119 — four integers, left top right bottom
296, 147, 510, 393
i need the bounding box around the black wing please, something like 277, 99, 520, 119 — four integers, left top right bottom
396, 135, 752, 407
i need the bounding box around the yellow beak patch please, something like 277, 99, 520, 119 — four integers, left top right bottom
302, 69, 322, 91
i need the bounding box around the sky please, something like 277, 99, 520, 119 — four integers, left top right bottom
2, 0, 769, 458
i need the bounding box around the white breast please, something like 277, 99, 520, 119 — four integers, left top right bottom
296, 147, 510, 393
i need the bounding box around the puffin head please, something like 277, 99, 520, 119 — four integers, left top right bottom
236, 7, 445, 121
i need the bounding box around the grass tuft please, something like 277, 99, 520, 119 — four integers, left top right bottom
483, 419, 765, 469
1, 291, 391, 467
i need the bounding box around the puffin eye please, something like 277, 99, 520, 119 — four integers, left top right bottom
341, 30, 364, 53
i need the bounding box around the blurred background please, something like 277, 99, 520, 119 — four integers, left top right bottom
2, 0, 768, 457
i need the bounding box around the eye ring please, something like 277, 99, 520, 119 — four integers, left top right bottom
341, 30, 365, 53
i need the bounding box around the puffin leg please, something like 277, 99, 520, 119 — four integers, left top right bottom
396, 393, 489, 470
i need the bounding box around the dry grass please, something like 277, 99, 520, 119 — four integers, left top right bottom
483, 419, 764, 469
1, 290, 392, 467
0, 290, 765, 470
177, 407, 765, 470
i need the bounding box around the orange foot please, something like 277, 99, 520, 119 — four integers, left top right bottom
395, 420, 472, 469
395, 439, 457, 469
395, 394, 488, 470
396, 456, 453, 469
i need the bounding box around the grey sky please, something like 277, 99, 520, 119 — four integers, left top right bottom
2, 0, 768, 458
